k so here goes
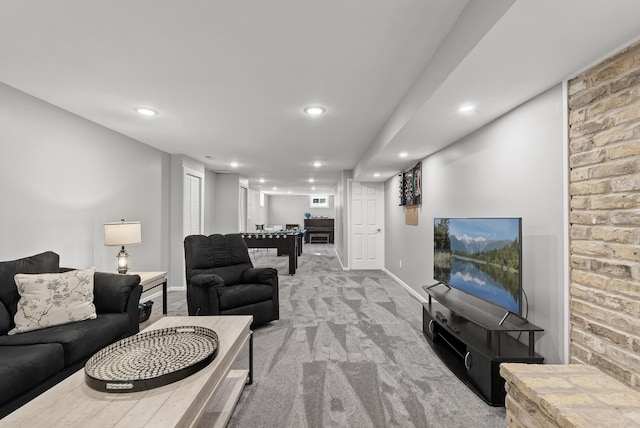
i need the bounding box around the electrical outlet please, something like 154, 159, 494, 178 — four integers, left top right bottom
399, 260, 402, 268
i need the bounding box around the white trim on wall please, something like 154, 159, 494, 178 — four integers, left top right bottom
562, 78, 571, 364
383, 267, 425, 303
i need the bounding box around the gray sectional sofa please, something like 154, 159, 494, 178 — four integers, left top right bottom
0, 251, 142, 418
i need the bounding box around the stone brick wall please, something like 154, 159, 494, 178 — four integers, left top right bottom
568, 40, 640, 389
501, 363, 640, 427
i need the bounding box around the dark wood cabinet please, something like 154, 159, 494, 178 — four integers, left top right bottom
303, 218, 334, 243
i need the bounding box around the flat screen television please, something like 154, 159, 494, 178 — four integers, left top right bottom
433, 217, 522, 314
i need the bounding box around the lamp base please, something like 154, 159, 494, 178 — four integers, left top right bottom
116, 246, 129, 274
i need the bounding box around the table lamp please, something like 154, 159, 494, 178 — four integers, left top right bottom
104, 219, 142, 274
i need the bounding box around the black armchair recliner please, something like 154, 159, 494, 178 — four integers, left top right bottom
184, 233, 279, 328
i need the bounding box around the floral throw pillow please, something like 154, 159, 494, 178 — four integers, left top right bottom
9, 268, 97, 335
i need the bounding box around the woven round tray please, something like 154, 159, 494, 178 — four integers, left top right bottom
85, 326, 219, 392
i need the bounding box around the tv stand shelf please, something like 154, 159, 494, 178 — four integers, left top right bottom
422, 284, 543, 406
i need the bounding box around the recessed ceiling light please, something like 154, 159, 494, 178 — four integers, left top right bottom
303, 106, 326, 116
287, 191, 292, 194
311, 186, 316, 191
229, 162, 239, 168
399, 152, 408, 158
134, 107, 158, 116
374, 173, 380, 178
308, 178, 314, 183
312, 161, 323, 168
272, 186, 278, 191
259, 178, 265, 183
458, 105, 474, 113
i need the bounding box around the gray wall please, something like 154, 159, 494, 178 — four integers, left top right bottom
384, 85, 566, 364
269, 195, 335, 227
213, 173, 241, 234
204, 169, 218, 234
0, 81, 228, 291
0, 82, 171, 275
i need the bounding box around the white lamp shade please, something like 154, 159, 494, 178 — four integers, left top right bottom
104, 221, 142, 246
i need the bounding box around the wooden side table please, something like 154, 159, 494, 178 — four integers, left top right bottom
130, 271, 168, 314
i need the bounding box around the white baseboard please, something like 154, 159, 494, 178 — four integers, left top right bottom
140, 290, 163, 303
335, 248, 349, 271
383, 268, 427, 303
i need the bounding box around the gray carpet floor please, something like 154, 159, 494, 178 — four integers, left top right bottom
154, 244, 506, 428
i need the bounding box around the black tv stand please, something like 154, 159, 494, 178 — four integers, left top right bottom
499, 310, 528, 326
425, 281, 450, 290
422, 285, 543, 406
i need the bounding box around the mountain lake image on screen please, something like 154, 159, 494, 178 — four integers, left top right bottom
433, 218, 522, 314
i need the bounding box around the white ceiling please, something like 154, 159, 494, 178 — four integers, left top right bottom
1, 0, 639, 195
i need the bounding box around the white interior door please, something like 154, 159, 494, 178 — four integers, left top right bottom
183, 170, 203, 237
350, 181, 384, 269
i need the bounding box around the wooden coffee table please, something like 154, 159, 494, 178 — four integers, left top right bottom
3, 316, 253, 427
